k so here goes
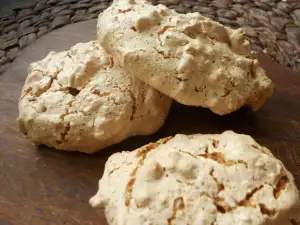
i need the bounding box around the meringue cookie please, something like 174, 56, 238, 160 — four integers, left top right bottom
97, 0, 273, 115
18, 41, 172, 153
90, 131, 299, 225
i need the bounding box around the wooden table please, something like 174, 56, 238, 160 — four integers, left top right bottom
0, 20, 300, 225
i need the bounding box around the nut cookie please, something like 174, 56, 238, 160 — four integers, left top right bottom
18, 41, 172, 153
97, 0, 273, 115
90, 131, 299, 225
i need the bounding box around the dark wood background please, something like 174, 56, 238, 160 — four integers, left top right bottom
0, 20, 300, 225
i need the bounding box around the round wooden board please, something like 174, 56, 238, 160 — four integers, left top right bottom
1, 19, 300, 225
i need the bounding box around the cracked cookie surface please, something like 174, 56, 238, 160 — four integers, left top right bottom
97, 0, 273, 115
90, 131, 299, 224
17, 41, 172, 153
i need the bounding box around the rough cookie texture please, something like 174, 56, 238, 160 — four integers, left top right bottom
90, 131, 299, 225
97, 0, 274, 115
18, 41, 172, 153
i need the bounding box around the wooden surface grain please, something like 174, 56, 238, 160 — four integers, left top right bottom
0, 19, 300, 225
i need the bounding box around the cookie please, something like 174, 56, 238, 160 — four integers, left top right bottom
18, 41, 172, 153
97, 0, 273, 115
90, 131, 299, 224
